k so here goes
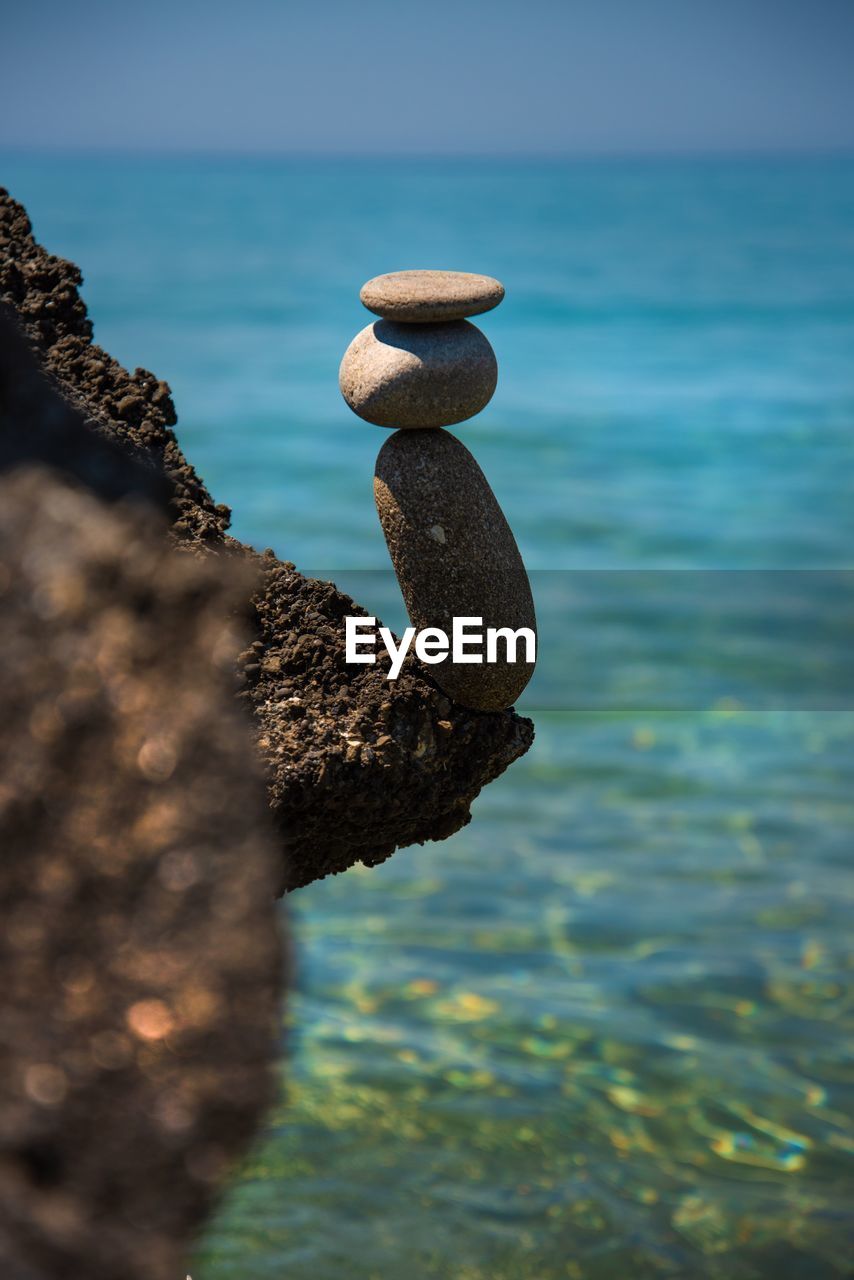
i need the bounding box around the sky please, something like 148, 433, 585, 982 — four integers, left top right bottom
2, 0, 854, 156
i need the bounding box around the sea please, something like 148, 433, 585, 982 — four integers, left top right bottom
3, 152, 853, 1278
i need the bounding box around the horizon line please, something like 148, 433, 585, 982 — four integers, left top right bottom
2, 143, 854, 165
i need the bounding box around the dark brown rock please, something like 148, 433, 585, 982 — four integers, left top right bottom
374, 429, 537, 711
0, 193, 222, 543
0, 303, 170, 510
360, 270, 505, 323
1, 186, 534, 893
0, 466, 281, 1280
339, 319, 497, 429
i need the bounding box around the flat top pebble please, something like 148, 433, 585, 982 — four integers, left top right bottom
360, 270, 505, 323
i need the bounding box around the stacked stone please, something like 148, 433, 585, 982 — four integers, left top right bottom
339, 270, 536, 712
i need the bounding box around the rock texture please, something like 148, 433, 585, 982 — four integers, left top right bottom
0, 459, 281, 1280
375, 429, 537, 711
360, 270, 505, 323
339, 318, 498, 429
0, 187, 534, 893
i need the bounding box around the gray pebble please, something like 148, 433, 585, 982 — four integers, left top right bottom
340, 320, 497, 429
374, 429, 536, 711
360, 269, 504, 323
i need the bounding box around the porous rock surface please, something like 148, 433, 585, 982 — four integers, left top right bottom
339, 318, 498, 429
0, 460, 281, 1280
0, 188, 534, 893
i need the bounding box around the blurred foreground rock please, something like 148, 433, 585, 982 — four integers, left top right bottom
0, 318, 282, 1279
0, 468, 281, 1280
0, 188, 534, 892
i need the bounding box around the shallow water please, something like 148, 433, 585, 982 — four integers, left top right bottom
3, 153, 853, 1277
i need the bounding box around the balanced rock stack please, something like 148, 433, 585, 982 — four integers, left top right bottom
339, 270, 536, 712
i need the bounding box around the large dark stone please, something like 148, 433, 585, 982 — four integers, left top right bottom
375, 428, 537, 711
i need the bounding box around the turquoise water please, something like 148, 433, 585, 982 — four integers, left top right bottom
3, 154, 853, 1276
